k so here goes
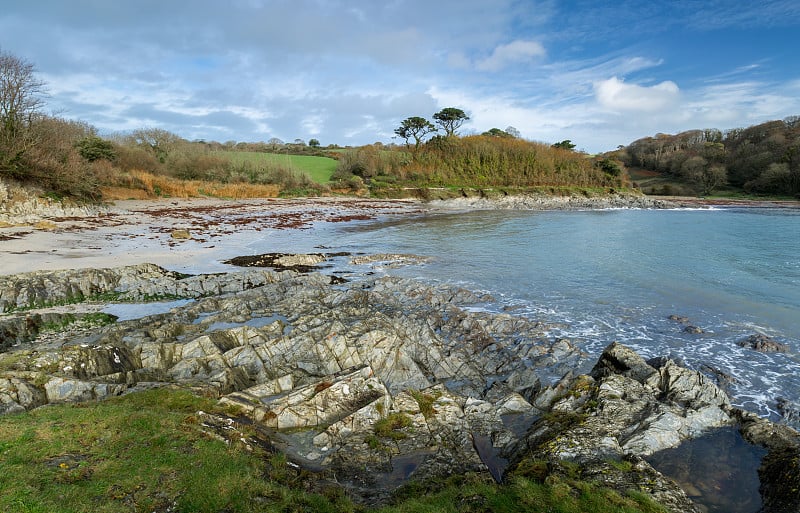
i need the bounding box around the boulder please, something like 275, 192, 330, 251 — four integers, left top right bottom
738, 333, 788, 353
733, 408, 800, 513
509, 342, 742, 512
170, 229, 191, 239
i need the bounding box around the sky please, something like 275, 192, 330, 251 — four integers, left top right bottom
1, 0, 800, 153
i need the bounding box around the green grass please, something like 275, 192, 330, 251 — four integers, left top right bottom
377, 472, 668, 513
409, 389, 440, 418
39, 312, 117, 333
0, 388, 668, 513
217, 150, 338, 184
374, 412, 413, 440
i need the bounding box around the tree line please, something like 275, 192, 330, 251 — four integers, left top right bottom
0, 48, 630, 200
616, 117, 800, 196
0, 50, 330, 199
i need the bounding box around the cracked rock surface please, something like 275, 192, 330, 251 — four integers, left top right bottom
1, 264, 798, 509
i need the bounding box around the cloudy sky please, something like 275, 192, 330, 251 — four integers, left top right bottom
2, 0, 799, 152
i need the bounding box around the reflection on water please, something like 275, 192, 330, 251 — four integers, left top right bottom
646, 427, 766, 513
102, 299, 193, 321
204, 314, 292, 335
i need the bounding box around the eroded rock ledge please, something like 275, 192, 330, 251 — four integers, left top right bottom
0, 264, 798, 510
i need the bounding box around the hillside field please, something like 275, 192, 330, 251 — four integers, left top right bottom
215, 151, 338, 184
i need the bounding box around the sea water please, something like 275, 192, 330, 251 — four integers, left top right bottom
247, 206, 799, 422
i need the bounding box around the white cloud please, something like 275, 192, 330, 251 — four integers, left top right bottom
476, 40, 546, 72
594, 77, 680, 112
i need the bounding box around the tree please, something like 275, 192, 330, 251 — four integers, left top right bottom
698, 165, 727, 196
482, 127, 513, 138
76, 135, 116, 162
308, 138, 320, 148
505, 126, 522, 138
552, 140, 576, 151
394, 116, 436, 152
432, 107, 469, 137
131, 128, 183, 163
595, 157, 623, 177
0, 49, 46, 175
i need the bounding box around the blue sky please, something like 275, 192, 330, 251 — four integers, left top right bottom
1, 0, 799, 152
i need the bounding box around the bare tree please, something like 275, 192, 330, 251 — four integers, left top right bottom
130, 128, 183, 163
0, 49, 46, 175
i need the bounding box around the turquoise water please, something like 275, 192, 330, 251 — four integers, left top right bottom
245, 206, 800, 422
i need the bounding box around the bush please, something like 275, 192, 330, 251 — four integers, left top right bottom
334, 145, 407, 181
115, 145, 162, 174
166, 148, 231, 181
76, 136, 117, 162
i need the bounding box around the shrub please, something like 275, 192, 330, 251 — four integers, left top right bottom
76, 136, 117, 162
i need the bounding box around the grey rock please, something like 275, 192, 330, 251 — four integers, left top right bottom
590, 341, 658, 383
738, 333, 789, 353
0, 178, 109, 225
428, 191, 680, 211
2, 264, 797, 510
0, 263, 288, 313
510, 341, 746, 512
349, 253, 432, 268
777, 397, 800, 430
733, 408, 800, 513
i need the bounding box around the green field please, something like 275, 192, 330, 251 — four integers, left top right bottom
216, 151, 338, 184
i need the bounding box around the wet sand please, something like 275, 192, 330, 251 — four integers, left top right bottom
0, 197, 426, 276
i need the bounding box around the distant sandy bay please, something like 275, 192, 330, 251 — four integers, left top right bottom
0, 197, 427, 276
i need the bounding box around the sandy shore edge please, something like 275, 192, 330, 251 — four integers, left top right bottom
2, 194, 798, 277
0, 197, 426, 276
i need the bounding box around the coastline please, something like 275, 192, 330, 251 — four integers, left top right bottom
654, 195, 800, 209
0, 197, 427, 276
2, 192, 798, 276
2, 193, 800, 510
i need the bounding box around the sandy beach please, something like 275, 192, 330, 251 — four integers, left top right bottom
0, 197, 427, 276
3, 193, 797, 277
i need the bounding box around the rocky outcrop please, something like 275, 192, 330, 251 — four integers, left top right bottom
738, 333, 789, 353
0, 267, 577, 504
2, 265, 799, 510
0, 178, 108, 225
428, 190, 680, 211
222, 253, 330, 272
349, 253, 432, 267
0, 311, 116, 350
509, 342, 800, 512
535, 342, 733, 458
0, 263, 291, 312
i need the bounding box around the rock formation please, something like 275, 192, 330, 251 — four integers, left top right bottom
738, 333, 789, 353
1, 263, 798, 510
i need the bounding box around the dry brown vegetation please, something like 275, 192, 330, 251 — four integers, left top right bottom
332, 135, 629, 192
101, 170, 280, 200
